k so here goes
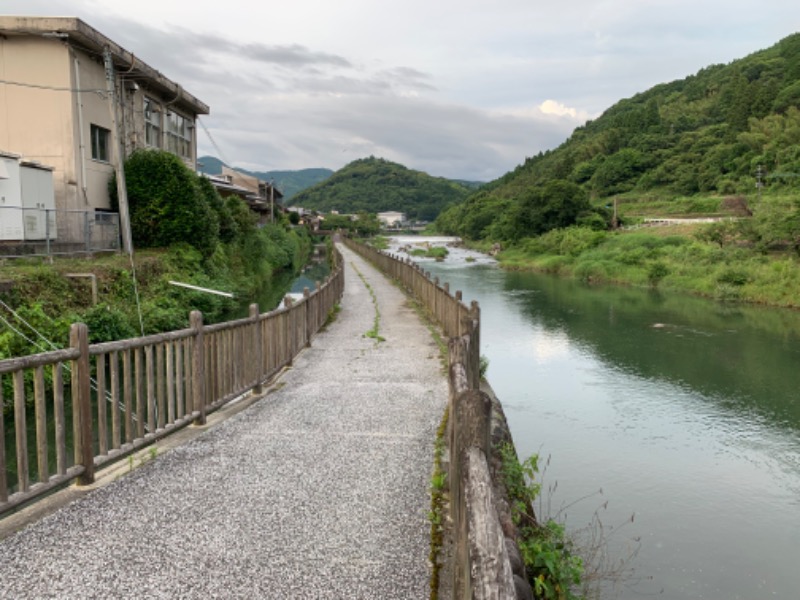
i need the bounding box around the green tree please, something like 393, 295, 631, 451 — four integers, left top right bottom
511, 180, 591, 241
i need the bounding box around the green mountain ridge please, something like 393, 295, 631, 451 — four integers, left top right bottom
198, 156, 333, 200
437, 32, 800, 241
290, 156, 474, 221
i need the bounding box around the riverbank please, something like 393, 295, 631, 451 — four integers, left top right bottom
487, 223, 800, 310
0, 226, 313, 360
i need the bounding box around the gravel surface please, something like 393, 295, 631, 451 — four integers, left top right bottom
0, 244, 448, 599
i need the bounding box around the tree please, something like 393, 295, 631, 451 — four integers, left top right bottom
753, 197, 800, 254
513, 180, 591, 240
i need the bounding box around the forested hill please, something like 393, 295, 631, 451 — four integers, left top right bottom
437, 33, 800, 241
289, 157, 473, 221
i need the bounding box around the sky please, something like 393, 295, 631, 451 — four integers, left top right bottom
3, 1, 799, 181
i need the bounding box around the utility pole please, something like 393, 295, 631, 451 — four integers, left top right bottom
103, 47, 133, 254
270, 180, 274, 224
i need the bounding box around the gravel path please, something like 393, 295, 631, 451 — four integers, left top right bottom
0, 244, 448, 599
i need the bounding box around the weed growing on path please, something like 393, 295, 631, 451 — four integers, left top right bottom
428, 406, 449, 599
351, 262, 386, 343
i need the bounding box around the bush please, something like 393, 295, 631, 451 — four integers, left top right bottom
647, 261, 670, 286
80, 303, 137, 343
114, 150, 220, 258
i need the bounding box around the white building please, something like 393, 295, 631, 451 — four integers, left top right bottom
377, 211, 406, 227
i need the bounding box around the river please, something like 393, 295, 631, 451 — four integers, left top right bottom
388, 235, 800, 599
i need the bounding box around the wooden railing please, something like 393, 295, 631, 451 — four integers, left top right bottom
344, 238, 520, 600
0, 248, 344, 517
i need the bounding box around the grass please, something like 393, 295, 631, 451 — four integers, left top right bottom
350, 262, 386, 343
428, 407, 449, 600
498, 444, 643, 599
409, 246, 449, 261
498, 224, 800, 309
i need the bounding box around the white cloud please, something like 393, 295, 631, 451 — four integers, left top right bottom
539, 100, 591, 121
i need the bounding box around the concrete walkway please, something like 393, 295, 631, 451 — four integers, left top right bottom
0, 244, 448, 599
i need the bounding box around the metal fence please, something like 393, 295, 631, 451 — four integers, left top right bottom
0, 207, 120, 257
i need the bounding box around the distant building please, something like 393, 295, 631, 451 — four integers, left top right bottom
377, 211, 406, 228
203, 166, 283, 225
0, 16, 209, 213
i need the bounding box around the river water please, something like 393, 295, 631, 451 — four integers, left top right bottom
389, 236, 800, 599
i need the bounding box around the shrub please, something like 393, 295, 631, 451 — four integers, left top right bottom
114, 149, 220, 258
80, 303, 137, 343
647, 261, 670, 286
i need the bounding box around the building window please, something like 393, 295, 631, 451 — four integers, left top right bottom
165, 111, 192, 159
144, 97, 161, 148
90, 124, 111, 162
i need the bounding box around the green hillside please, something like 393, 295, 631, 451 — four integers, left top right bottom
437, 33, 800, 242
198, 156, 333, 199
290, 156, 473, 221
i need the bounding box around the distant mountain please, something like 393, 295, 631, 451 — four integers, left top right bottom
437, 32, 800, 241
197, 156, 333, 199
290, 156, 473, 221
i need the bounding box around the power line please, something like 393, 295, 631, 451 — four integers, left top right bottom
197, 117, 231, 167
0, 78, 106, 95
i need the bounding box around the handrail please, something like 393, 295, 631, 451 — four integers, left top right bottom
0, 247, 344, 517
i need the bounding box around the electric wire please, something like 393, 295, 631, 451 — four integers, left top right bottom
0, 78, 107, 95
197, 116, 231, 167
0, 300, 118, 406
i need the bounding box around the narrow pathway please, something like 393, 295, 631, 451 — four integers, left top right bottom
0, 244, 448, 599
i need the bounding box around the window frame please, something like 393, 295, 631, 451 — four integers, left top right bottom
144, 97, 162, 148
164, 110, 193, 160
90, 124, 111, 162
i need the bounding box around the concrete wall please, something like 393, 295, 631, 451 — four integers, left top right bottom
0, 37, 82, 211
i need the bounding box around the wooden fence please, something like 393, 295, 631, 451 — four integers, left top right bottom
344, 238, 520, 600
0, 248, 344, 517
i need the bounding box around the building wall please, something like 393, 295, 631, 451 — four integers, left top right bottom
72, 46, 116, 211
0, 34, 201, 213
0, 36, 82, 210
222, 166, 261, 195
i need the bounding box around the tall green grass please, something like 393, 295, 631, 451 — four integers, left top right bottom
499, 226, 800, 308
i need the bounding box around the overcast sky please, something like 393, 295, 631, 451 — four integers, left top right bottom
3, 1, 799, 180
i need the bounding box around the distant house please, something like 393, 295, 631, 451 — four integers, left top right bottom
377, 211, 406, 228
204, 166, 283, 224
0, 16, 209, 214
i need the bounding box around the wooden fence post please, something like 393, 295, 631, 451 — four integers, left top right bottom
0, 377, 6, 502
191, 311, 206, 426
316, 281, 322, 333
284, 296, 294, 366
304, 288, 312, 347
470, 301, 481, 389
451, 389, 492, 597
250, 304, 263, 395
70, 323, 94, 485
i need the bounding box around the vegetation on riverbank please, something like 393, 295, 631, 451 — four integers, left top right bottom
0, 150, 313, 364
495, 204, 800, 308
499, 443, 584, 599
